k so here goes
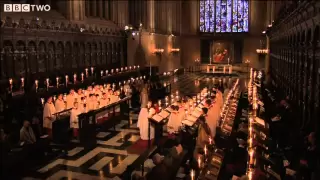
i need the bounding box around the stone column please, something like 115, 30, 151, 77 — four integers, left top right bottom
104, 0, 109, 19
66, 0, 72, 20
98, 0, 103, 19
85, 0, 90, 17
91, 0, 97, 17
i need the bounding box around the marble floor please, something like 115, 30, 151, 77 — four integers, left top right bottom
22, 72, 239, 180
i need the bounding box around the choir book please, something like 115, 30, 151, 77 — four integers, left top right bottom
159, 110, 170, 119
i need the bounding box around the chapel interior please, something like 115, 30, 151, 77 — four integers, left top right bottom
0, 0, 319, 180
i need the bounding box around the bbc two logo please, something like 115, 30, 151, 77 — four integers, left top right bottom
4, 4, 51, 12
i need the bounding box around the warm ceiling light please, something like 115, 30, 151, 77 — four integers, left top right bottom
154, 49, 164, 54
171, 48, 180, 53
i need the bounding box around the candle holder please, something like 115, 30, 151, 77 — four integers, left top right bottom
85, 68, 88, 77
35, 80, 39, 91
111, 69, 114, 74
73, 74, 77, 83
91, 67, 94, 74
21, 78, 24, 89
125, 67, 127, 71
106, 70, 109, 75
134, 66, 136, 69
56, 77, 59, 87
100, 70, 103, 77
81, 73, 84, 82
41, 98, 44, 106
46, 78, 50, 89
65, 75, 69, 86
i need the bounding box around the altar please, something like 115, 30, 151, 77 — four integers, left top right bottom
202, 64, 233, 74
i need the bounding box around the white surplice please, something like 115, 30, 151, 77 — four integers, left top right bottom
167, 111, 180, 133
66, 94, 76, 109
137, 108, 155, 140
99, 98, 109, 108
206, 105, 220, 138
43, 102, 56, 129
70, 108, 82, 129
54, 99, 65, 113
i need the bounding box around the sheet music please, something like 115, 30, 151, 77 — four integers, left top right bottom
182, 120, 194, 126
192, 110, 202, 118
195, 107, 203, 112
255, 117, 265, 126
186, 115, 198, 122
166, 107, 173, 112
159, 110, 170, 118
152, 114, 163, 122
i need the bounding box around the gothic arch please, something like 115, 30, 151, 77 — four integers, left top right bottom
65, 42, 72, 68
48, 41, 55, 71
38, 41, 46, 72
73, 42, 79, 68
80, 43, 85, 67
56, 41, 64, 69
85, 43, 91, 66
15, 41, 27, 76
92, 42, 97, 66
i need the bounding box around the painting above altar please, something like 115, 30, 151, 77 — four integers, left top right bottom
212, 42, 232, 64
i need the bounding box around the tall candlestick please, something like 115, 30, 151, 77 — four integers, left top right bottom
9, 78, 12, 85
198, 156, 201, 168
73, 73, 77, 82
85, 68, 88, 76
21, 78, 24, 88
191, 169, 195, 180
91, 67, 94, 74
46, 78, 49, 88
81, 73, 84, 81
56, 77, 59, 87
101, 70, 103, 77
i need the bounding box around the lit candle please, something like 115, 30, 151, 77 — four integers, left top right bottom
56, 77, 59, 87
123, 81, 126, 84
65, 75, 68, 84
81, 73, 84, 81
41, 98, 44, 105
91, 67, 94, 74
112, 83, 115, 88
85, 68, 88, 76
129, 66, 132, 70
158, 100, 161, 106
53, 95, 56, 101
204, 145, 207, 156
176, 91, 179, 96
121, 67, 123, 71
143, 76, 146, 79
137, 65, 140, 68
111, 69, 114, 74
116, 68, 119, 73
191, 169, 195, 180
134, 66, 136, 69
119, 82, 121, 86
9, 78, 12, 85
249, 149, 254, 164
125, 67, 127, 71
164, 83, 167, 87
198, 156, 201, 168
21, 78, 24, 87
209, 137, 212, 145
46, 78, 49, 87
73, 74, 77, 82
101, 70, 103, 76
106, 70, 109, 75
35, 80, 38, 87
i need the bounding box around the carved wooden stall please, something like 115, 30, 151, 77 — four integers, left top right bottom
0, 16, 126, 88
268, 1, 320, 132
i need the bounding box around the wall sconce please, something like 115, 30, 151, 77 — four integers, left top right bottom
170, 48, 180, 53
154, 49, 164, 55
256, 49, 268, 54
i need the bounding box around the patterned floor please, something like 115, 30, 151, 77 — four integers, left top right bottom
22, 72, 239, 180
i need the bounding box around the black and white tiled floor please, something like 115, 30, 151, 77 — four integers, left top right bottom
22, 73, 239, 180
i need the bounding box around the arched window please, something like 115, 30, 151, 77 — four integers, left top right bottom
199, 0, 249, 33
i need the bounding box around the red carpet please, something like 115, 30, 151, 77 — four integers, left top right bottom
127, 138, 155, 154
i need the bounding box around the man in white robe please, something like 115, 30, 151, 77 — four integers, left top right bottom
99, 93, 110, 108
70, 102, 82, 137
204, 99, 219, 139
66, 89, 76, 109
55, 94, 65, 113
140, 85, 149, 108
43, 96, 56, 138
137, 101, 155, 140
87, 94, 98, 111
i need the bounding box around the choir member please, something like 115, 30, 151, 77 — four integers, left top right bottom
79, 96, 86, 113
140, 85, 149, 108
137, 101, 156, 140
204, 99, 219, 140
54, 94, 65, 113
43, 96, 56, 138
167, 105, 180, 134
99, 93, 110, 108
215, 88, 224, 109
86, 94, 96, 111
20, 120, 36, 145
76, 89, 84, 101
66, 89, 77, 109
70, 102, 82, 138
109, 91, 119, 104
196, 108, 212, 148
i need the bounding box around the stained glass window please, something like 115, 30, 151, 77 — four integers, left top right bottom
199, 0, 249, 33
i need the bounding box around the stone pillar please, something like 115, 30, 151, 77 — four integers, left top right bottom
85, 0, 90, 17
104, 0, 109, 19
148, 0, 155, 31
98, 0, 103, 19
66, 0, 72, 20
91, 0, 97, 17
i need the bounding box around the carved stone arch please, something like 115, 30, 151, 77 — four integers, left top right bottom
15, 41, 27, 76
65, 42, 72, 68
108, 42, 112, 64
72, 42, 79, 68
60, 22, 66, 31
38, 41, 46, 72
18, 18, 25, 28
74, 24, 80, 32
92, 42, 97, 66
103, 42, 108, 64
56, 41, 64, 69
47, 41, 55, 71
97, 42, 103, 65
4, 16, 13, 27
85, 42, 91, 66
79, 42, 85, 67
3, 40, 14, 78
